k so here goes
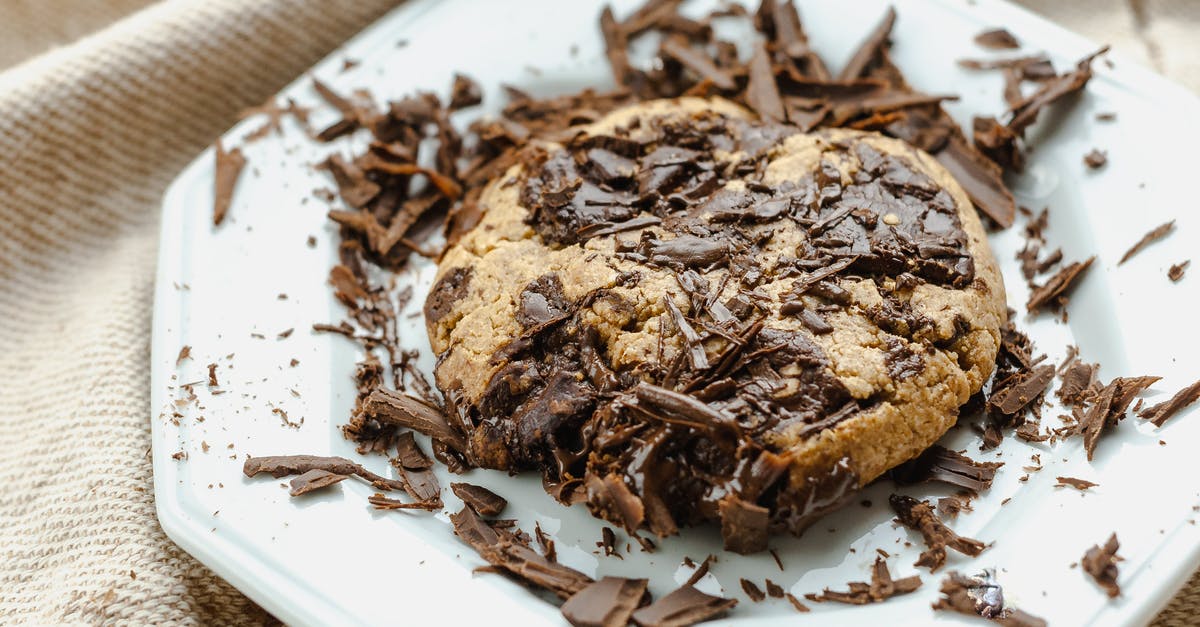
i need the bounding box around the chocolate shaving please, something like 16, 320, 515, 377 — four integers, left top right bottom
1026, 257, 1094, 313
1081, 533, 1121, 598
1139, 380, 1200, 427
765, 579, 785, 598
451, 506, 593, 599
176, 345, 191, 365
368, 494, 442, 511
561, 577, 649, 627
1078, 376, 1160, 460
451, 482, 508, 516
1118, 220, 1174, 265
1055, 476, 1098, 491
974, 28, 1020, 50
933, 570, 1047, 626
746, 41, 785, 122
1057, 360, 1098, 407
213, 140, 246, 226
288, 469, 349, 496
660, 37, 736, 91
740, 579, 766, 602
243, 455, 406, 491
890, 495, 986, 571
785, 593, 810, 612
1008, 47, 1108, 134
362, 388, 469, 456
891, 445, 1003, 492
805, 557, 921, 604
988, 365, 1054, 416
630, 584, 737, 627
838, 7, 896, 81
718, 495, 769, 555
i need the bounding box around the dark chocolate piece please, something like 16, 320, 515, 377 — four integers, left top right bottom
1026, 257, 1094, 313
765, 579, 785, 598
213, 140, 246, 226
805, 557, 921, 604
891, 445, 1003, 492
974, 28, 1021, 50
719, 495, 769, 555
933, 570, 1047, 626
449, 73, 483, 111
1055, 476, 1098, 491
1078, 376, 1159, 460
1081, 533, 1121, 598
1008, 47, 1108, 134
288, 469, 349, 496
368, 494, 442, 511
1168, 260, 1190, 282
785, 593, 810, 612
362, 388, 469, 455
451, 506, 593, 599
243, 455, 406, 492
1118, 220, 1174, 265
890, 495, 986, 571
560, 577, 649, 627
451, 482, 507, 516
988, 365, 1054, 416
630, 584, 737, 627
740, 578, 766, 602
1139, 380, 1200, 427
1083, 149, 1107, 169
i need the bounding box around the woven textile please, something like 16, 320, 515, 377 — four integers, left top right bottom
0, 1, 1196, 625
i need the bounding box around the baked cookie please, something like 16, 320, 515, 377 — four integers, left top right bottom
425, 97, 1006, 553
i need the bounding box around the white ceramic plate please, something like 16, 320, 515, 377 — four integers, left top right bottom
151, 1, 1200, 624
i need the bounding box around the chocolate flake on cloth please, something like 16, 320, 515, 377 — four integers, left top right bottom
451, 482, 508, 516
1117, 220, 1174, 265
1084, 149, 1107, 170
891, 445, 1003, 492
451, 506, 594, 599
933, 570, 1047, 627
212, 140, 246, 226
805, 557, 921, 604
740, 579, 766, 602
974, 28, 1021, 50
560, 577, 649, 627
1139, 379, 1200, 427
630, 584, 737, 627
1055, 476, 1098, 491
890, 495, 986, 571
449, 73, 483, 111
988, 364, 1055, 416
1169, 260, 1190, 282
243, 455, 407, 492
288, 469, 349, 496
1026, 256, 1094, 313
1078, 376, 1160, 460
1082, 533, 1122, 598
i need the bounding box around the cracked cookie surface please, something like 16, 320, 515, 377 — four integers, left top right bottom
425, 97, 1005, 551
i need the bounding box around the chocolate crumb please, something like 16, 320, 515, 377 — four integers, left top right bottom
176, 345, 191, 366
207, 363, 219, 387
1096, 112, 1116, 121
1055, 476, 1098, 491
630, 584, 737, 627
561, 577, 649, 627
974, 28, 1020, 50
1081, 533, 1121, 598
451, 482, 507, 516
1083, 149, 1107, 170
1118, 221, 1174, 265
1168, 260, 1190, 282
890, 495, 986, 571
1139, 380, 1200, 427
805, 557, 922, 604
213, 140, 246, 226
740, 578, 766, 602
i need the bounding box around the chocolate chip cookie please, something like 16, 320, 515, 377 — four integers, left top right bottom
424, 97, 1005, 553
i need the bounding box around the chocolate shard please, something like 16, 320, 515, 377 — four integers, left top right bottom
1169, 260, 1190, 282
1057, 360, 1098, 408
288, 469, 349, 496
1025, 257, 1094, 313
838, 7, 896, 81
933, 570, 1047, 626
741, 578, 766, 602
1118, 220, 1174, 265
392, 436, 441, 503
585, 472, 647, 534
631, 382, 740, 437
988, 365, 1055, 416
452, 482, 508, 516
629, 584, 737, 627
1139, 379, 1200, 427
1007, 47, 1109, 134
974, 28, 1021, 50
891, 445, 1003, 492
243, 454, 406, 491
368, 493, 442, 511
745, 41, 785, 122
394, 431, 433, 469
933, 137, 1016, 228
660, 37, 736, 91
1081, 533, 1121, 598
362, 387, 470, 456
719, 494, 769, 555
1055, 476, 1098, 491
449, 73, 483, 111
213, 140, 246, 226
451, 506, 594, 599
1084, 149, 1107, 170
890, 495, 986, 571
765, 579, 785, 598
806, 556, 921, 604
756, 0, 830, 79
561, 577, 649, 627
1078, 375, 1159, 460
323, 153, 381, 209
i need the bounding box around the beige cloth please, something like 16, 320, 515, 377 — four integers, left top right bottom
0, 0, 1196, 625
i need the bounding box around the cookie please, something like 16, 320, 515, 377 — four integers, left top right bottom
424, 97, 1005, 552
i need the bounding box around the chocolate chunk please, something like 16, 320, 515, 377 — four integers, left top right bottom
1139, 380, 1200, 427
449, 73, 483, 111
425, 266, 473, 325
1026, 257, 1094, 313
560, 577, 649, 627
518, 274, 570, 329
362, 387, 470, 455
1081, 533, 1121, 598
1083, 149, 1107, 170
586, 473, 647, 534
974, 28, 1020, 50
805, 557, 921, 604
630, 584, 737, 627
323, 154, 380, 209
451, 506, 593, 599
934, 138, 1016, 228
933, 570, 1046, 626
1169, 260, 1190, 282
889, 494, 986, 571
452, 482, 507, 516
1118, 220, 1174, 265
1055, 476, 1098, 491
1057, 360, 1098, 407
213, 140, 246, 226
988, 364, 1054, 415
741, 578, 766, 602
891, 445, 1003, 492
1078, 376, 1160, 460
288, 469, 349, 496
765, 579, 785, 598
719, 495, 769, 555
